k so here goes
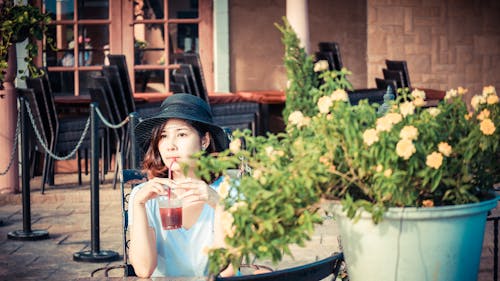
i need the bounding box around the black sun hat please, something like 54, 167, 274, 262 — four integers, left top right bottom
135, 94, 229, 152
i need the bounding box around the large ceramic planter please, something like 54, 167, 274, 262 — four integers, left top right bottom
332, 197, 498, 281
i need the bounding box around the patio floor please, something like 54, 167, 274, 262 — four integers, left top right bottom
0, 172, 498, 280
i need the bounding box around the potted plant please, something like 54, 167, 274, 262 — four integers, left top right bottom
197, 20, 500, 280
0, 1, 52, 193
0, 0, 52, 87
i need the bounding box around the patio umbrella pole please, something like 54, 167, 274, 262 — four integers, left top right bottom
73, 103, 119, 262
8, 95, 49, 241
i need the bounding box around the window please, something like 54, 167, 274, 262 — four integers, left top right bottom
42, 0, 212, 96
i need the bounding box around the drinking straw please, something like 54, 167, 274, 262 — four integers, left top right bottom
168, 158, 176, 199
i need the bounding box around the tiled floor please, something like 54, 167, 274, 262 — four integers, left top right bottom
0, 173, 498, 280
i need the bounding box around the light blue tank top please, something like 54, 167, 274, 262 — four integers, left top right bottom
129, 177, 223, 277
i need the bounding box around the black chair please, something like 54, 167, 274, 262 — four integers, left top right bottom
347, 88, 386, 105
385, 60, 411, 89
17, 88, 48, 179
169, 82, 187, 94
172, 53, 210, 105
382, 68, 406, 89
318, 42, 343, 71
172, 71, 195, 97
172, 53, 261, 136
102, 65, 130, 122
107, 54, 136, 114
215, 253, 344, 281
107, 55, 138, 170
25, 75, 103, 193
91, 169, 147, 277
315, 51, 338, 71
89, 75, 126, 184
173, 63, 209, 107
375, 78, 398, 96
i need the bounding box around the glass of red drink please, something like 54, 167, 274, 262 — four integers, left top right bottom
158, 195, 182, 230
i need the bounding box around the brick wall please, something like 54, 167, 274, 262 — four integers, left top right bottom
367, 0, 500, 97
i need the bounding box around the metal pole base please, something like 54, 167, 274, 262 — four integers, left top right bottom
7, 230, 50, 241
73, 250, 120, 263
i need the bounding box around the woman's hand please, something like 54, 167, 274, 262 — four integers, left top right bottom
172, 178, 220, 208
133, 177, 175, 205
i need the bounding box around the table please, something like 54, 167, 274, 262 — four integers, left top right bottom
75, 277, 206, 281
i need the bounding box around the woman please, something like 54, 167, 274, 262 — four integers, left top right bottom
128, 94, 234, 278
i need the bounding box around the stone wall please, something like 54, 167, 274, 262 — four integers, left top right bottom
367, 0, 500, 97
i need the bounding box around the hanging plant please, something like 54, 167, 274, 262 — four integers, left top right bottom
0, 0, 53, 88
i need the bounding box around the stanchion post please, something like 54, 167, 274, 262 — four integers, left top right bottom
128, 112, 139, 169
8, 93, 49, 241
73, 102, 119, 262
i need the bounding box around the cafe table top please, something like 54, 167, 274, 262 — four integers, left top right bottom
75, 277, 207, 281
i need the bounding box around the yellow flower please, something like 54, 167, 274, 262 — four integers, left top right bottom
220, 211, 235, 238
375, 164, 383, 172
288, 111, 304, 126
444, 89, 458, 100
252, 169, 263, 180
218, 177, 231, 198
331, 89, 348, 102
464, 113, 472, 120
413, 97, 426, 107
477, 109, 490, 121
438, 142, 452, 157
396, 139, 416, 160
411, 89, 426, 100
471, 95, 486, 111
385, 113, 403, 124
426, 152, 443, 169
301, 116, 311, 127
457, 86, 468, 95
229, 138, 242, 154
480, 118, 496, 135
319, 156, 330, 165
399, 101, 415, 117
229, 201, 248, 212
288, 111, 309, 128
482, 85, 496, 97
422, 199, 434, 207
384, 169, 392, 177
487, 94, 499, 105
317, 95, 333, 113
265, 146, 274, 156
376, 116, 393, 132
313, 60, 329, 72
328, 165, 337, 173
363, 128, 379, 146
399, 125, 419, 140
427, 108, 441, 117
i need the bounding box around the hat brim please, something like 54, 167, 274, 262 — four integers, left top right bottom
135, 113, 229, 153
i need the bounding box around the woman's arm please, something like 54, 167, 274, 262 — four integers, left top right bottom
129, 202, 157, 277
128, 178, 172, 277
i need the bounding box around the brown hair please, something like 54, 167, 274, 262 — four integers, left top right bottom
141, 119, 215, 179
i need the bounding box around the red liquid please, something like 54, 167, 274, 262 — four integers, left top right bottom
160, 207, 182, 230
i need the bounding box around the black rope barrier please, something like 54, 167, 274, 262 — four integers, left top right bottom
7, 95, 49, 241
73, 102, 119, 262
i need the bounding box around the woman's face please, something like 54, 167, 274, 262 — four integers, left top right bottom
157, 119, 209, 176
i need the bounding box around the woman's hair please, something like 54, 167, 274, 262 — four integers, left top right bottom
141, 119, 215, 179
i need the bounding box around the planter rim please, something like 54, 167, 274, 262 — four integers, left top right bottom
332, 195, 499, 220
